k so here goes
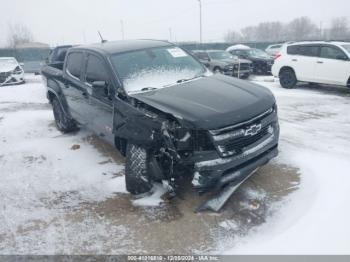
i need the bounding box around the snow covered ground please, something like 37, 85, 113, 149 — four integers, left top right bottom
222, 76, 350, 254
0, 74, 349, 254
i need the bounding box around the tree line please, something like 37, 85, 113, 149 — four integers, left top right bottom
224, 16, 350, 43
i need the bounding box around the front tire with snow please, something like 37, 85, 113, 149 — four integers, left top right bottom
125, 143, 153, 195
52, 97, 76, 133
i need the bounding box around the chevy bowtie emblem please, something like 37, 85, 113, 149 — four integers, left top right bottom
244, 124, 262, 136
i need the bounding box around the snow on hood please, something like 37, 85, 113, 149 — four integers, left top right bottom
123, 68, 211, 94
0, 63, 17, 73
226, 44, 251, 52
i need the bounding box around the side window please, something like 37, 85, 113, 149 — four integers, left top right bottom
196, 52, 209, 60
66, 52, 83, 79
320, 46, 348, 60
85, 55, 108, 84
298, 45, 319, 57
287, 45, 319, 57
287, 45, 298, 55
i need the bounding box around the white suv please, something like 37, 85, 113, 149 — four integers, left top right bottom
272, 41, 350, 89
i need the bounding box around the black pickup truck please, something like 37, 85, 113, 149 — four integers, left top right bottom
41, 40, 279, 211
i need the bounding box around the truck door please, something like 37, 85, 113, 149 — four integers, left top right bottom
83, 53, 115, 144
62, 51, 90, 124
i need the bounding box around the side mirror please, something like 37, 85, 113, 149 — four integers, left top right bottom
89, 80, 108, 97
19, 62, 24, 66
92, 80, 107, 88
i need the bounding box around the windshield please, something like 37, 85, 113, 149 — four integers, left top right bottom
342, 44, 350, 54
0, 59, 17, 65
248, 49, 270, 58
208, 51, 233, 60
110, 46, 207, 94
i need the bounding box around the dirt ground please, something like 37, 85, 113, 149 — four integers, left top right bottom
79, 135, 300, 254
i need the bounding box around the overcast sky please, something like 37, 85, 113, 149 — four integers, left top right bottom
0, 0, 348, 47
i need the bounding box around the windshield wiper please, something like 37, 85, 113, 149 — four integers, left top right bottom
176, 74, 205, 84
141, 87, 157, 92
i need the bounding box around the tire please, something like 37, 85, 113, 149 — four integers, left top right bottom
279, 68, 297, 89
125, 143, 153, 195
52, 97, 76, 133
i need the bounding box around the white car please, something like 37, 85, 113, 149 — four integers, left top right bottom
272, 41, 350, 89
265, 44, 283, 56
0, 57, 25, 86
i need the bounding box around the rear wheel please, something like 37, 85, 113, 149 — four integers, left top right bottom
279, 68, 297, 89
52, 97, 76, 133
125, 143, 153, 195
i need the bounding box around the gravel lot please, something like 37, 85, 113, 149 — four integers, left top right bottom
0, 74, 349, 254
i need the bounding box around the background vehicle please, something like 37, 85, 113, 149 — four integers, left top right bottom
0, 57, 25, 86
45, 45, 73, 70
272, 41, 350, 89
192, 50, 252, 79
226, 45, 274, 75
265, 44, 283, 56
41, 40, 279, 211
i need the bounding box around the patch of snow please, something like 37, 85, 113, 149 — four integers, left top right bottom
226, 44, 251, 52
222, 78, 350, 254
132, 183, 167, 207
124, 68, 201, 94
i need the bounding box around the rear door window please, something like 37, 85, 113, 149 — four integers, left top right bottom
320, 46, 348, 60
66, 52, 84, 79
287, 45, 319, 57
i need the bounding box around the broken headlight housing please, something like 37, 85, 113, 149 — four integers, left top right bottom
12, 66, 23, 75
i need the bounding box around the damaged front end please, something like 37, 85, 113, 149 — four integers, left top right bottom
114, 95, 279, 212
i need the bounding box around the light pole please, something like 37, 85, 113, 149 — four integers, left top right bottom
198, 0, 202, 43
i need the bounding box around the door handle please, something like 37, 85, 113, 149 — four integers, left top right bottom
82, 91, 88, 98
292, 59, 298, 62
317, 61, 324, 64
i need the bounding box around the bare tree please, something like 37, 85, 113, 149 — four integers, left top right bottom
255, 22, 286, 42
224, 30, 242, 42
240, 26, 257, 42
287, 17, 318, 41
7, 23, 34, 48
328, 17, 349, 40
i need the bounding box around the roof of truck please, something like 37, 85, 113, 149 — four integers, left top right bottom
71, 39, 173, 55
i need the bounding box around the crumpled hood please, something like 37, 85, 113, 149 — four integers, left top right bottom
131, 74, 275, 130
0, 64, 16, 73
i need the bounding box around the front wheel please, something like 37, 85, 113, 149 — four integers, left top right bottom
125, 143, 153, 195
279, 68, 297, 89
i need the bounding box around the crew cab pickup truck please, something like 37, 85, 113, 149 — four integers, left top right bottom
41, 40, 279, 211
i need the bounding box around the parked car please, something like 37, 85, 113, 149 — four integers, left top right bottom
272, 41, 350, 89
46, 45, 74, 70
226, 45, 274, 75
41, 40, 279, 211
0, 57, 25, 86
265, 44, 283, 56
192, 50, 252, 79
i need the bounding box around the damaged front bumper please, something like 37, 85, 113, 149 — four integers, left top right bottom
188, 108, 279, 211
0, 71, 24, 86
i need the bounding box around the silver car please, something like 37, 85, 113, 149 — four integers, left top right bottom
192, 50, 252, 79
